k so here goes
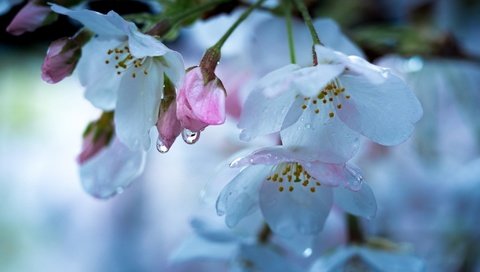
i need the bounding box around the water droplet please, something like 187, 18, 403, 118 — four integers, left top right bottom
305, 123, 312, 129
345, 164, 363, 191
239, 131, 252, 141
229, 157, 244, 168
405, 56, 423, 72
182, 129, 200, 144
303, 248, 313, 257
156, 138, 169, 153
115, 187, 124, 195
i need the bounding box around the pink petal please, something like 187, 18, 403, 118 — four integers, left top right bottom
176, 67, 226, 132
41, 37, 80, 84
156, 100, 182, 149
77, 133, 109, 165
6, 1, 50, 36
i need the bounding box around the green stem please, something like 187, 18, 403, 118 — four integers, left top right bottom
291, 0, 322, 46
284, 0, 296, 64
212, 0, 267, 50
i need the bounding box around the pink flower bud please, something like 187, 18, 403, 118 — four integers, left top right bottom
6, 0, 50, 36
41, 37, 81, 84
77, 133, 109, 165
156, 99, 182, 151
176, 66, 226, 132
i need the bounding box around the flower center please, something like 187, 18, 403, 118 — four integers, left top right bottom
266, 162, 321, 193
104, 44, 149, 78
298, 81, 350, 118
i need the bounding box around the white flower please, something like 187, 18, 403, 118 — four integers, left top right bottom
217, 146, 377, 237
238, 45, 423, 163
51, 5, 184, 150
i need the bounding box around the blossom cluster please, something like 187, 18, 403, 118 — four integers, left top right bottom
5, 0, 425, 270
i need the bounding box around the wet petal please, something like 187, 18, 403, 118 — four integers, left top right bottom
333, 183, 377, 219
170, 235, 236, 263
280, 104, 360, 163
303, 162, 349, 187
359, 247, 425, 272
238, 87, 297, 141
259, 180, 333, 237
216, 165, 271, 228
115, 60, 164, 150
229, 146, 319, 168
77, 38, 122, 110
79, 138, 146, 199
338, 73, 423, 145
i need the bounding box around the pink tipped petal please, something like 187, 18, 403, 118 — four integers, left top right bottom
176, 67, 226, 132
6, 1, 50, 36
229, 146, 320, 168
156, 100, 182, 150
303, 162, 349, 187
41, 37, 80, 84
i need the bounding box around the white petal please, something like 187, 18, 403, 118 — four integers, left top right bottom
114, 60, 164, 150
259, 181, 333, 237
238, 86, 298, 141
291, 64, 345, 97
338, 73, 423, 145
50, 5, 126, 39
333, 183, 377, 219
303, 162, 349, 187
77, 38, 122, 110
79, 138, 146, 199
257, 64, 301, 97
346, 55, 389, 84
280, 103, 360, 163
161, 51, 185, 88
216, 165, 271, 228
126, 25, 172, 58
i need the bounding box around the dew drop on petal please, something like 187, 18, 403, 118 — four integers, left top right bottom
305, 123, 312, 129
182, 129, 200, 144
303, 248, 313, 257
239, 131, 252, 141
345, 164, 364, 191
156, 138, 169, 153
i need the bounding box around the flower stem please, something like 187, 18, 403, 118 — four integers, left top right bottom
347, 214, 365, 244
257, 223, 272, 244
212, 0, 267, 50
284, 0, 296, 64
291, 0, 322, 46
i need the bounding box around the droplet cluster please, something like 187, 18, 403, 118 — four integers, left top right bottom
266, 163, 321, 193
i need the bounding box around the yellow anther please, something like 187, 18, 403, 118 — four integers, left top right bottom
346, 95, 351, 99
312, 100, 317, 104
105, 60, 109, 64
322, 99, 327, 104
316, 182, 321, 186
310, 187, 316, 193
301, 104, 307, 110
337, 104, 342, 109
289, 186, 294, 192
315, 109, 320, 114
279, 186, 284, 192
329, 112, 335, 118
302, 181, 309, 186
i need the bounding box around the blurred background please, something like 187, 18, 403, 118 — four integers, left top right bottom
1, 0, 480, 271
